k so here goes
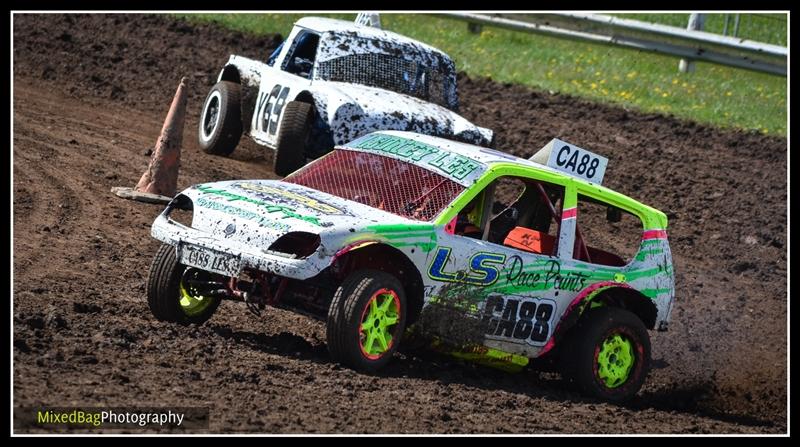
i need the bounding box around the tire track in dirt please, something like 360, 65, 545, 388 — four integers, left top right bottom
13, 84, 148, 282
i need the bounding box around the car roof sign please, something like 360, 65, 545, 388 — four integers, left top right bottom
530, 138, 608, 185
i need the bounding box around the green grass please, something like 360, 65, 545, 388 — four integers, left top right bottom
179, 13, 787, 136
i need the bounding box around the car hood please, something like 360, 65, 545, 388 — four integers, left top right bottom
179, 179, 433, 256
321, 81, 494, 145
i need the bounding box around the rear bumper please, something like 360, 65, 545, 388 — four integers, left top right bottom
150, 212, 323, 280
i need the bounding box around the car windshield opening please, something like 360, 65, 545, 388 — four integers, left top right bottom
283, 149, 465, 221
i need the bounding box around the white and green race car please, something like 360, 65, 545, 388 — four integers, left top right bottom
147, 130, 674, 401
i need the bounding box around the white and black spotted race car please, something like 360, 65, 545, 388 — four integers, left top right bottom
198, 16, 494, 177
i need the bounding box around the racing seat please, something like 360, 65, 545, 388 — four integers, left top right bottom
493, 181, 553, 247
503, 227, 555, 255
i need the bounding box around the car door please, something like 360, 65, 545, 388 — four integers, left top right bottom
250, 27, 317, 147
424, 171, 577, 357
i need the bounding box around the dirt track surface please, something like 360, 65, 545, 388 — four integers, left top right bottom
13, 14, 787, 433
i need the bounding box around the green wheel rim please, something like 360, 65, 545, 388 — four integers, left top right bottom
359, 288, 400, 360
179, 269, 215, 317
596, 333, 635, 388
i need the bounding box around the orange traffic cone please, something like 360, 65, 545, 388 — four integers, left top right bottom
112, 77, 187, 204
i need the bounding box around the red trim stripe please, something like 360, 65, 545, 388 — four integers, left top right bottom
642, 229, 668, 240
561, 207, 577, 219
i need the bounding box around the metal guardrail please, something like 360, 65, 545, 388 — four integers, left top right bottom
438, 13, 787, 76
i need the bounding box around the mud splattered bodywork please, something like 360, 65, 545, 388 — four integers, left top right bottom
151, 130, 675, 364
215, 17, 493, 159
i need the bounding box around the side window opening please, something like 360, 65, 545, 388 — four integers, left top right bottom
574, 194, 642, 266
486, 177, 527, 243
283, 31, 320, 79
451, 177, 523, 241
452, 176, 564, 257
499, 180, 564, 256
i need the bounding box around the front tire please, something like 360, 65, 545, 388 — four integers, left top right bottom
326, 270, 407, 373
146, 244, 222, 325
561, 306, 651, 402
273, 101, 313, 177
198, 81, 242, 156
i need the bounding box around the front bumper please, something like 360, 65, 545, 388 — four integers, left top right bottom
151, 213, 324, 280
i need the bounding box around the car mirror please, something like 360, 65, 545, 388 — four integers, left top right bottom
607, 206, 622, 223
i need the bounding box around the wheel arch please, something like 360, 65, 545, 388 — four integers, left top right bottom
218, 65, 242, 84
330, 242, 425, 325
293, 90, 315, 106
540, 283, 657, 357
594, 286, 658, 330
290, 90, 317, 125
294, 91, 333, 158
216, 64, 259, 134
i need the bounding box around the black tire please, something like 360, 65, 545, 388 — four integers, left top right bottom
146, 244, 222, 325
326, 270, 407, 373
560, 306, 651, 402
198, 81, 242, 156
273, 101, 312, 177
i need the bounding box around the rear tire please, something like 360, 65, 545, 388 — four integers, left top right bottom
560, 306, 651, 402
146, 244, 221, 325
273, 101, 312, 177
198, 81, 242, 156
327, 270, 407, 373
